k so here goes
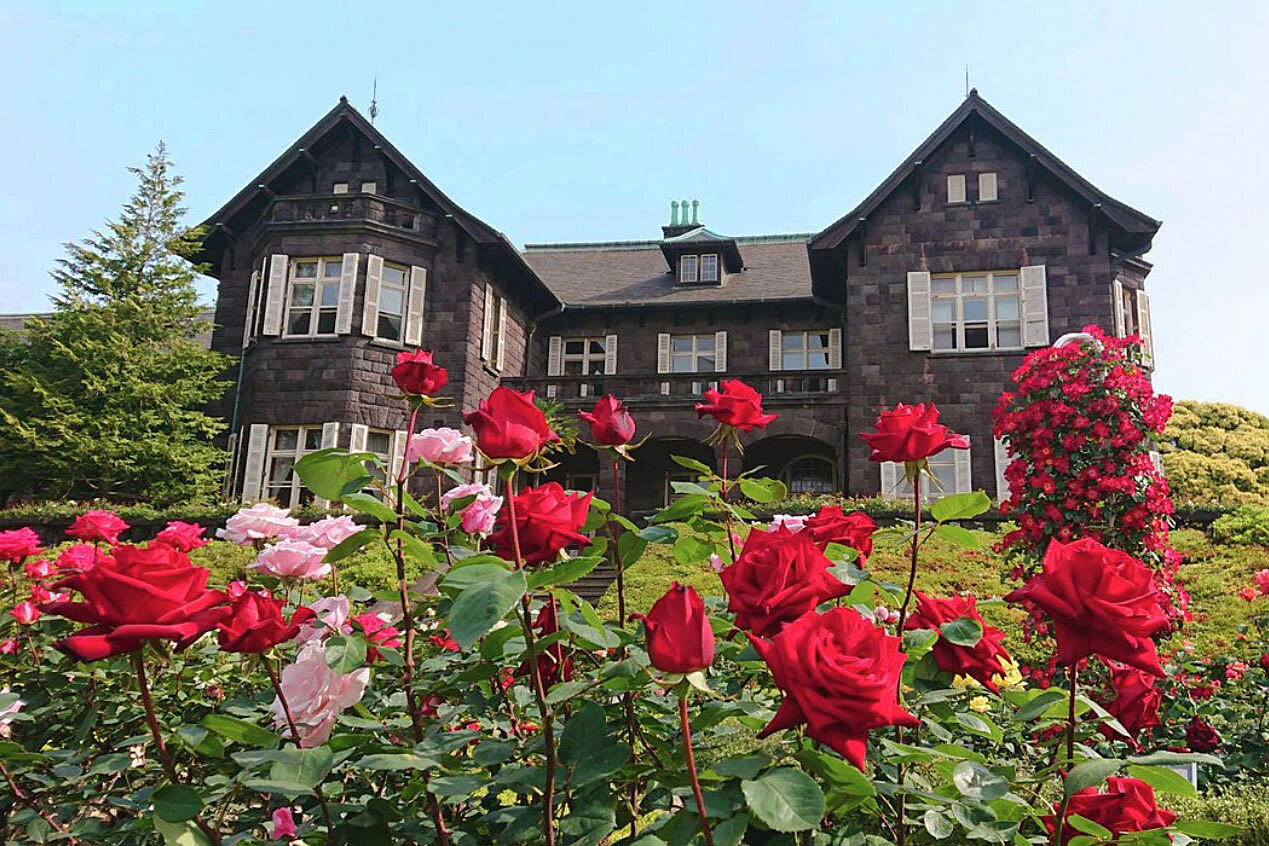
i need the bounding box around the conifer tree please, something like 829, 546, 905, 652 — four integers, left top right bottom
0, 143, 230, 505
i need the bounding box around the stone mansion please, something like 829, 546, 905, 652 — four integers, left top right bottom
195, 91, 1160, 513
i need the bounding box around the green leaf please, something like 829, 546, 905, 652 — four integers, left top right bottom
951, 760, 1008, 801
1173, 820, 1244, 838
293, 449, 375, 502
741, 767, 825, 833
325, 635, 367, 673
447, 568, 527, 650
923, 809, 954, 839
200, 714, 279, 748
673, 535, 713, 564
354, 752, 438, 771
934, 523, 980, 547
1013, 689, 1068, 722
152, 784, 203, 823
1066, 815, 1113, 839
340, 492, 398, 523
713, 814, 750, 846
388, 528, 437, 566
1064, 759, 1123, 797
651, 494, 711, 524
738, 476, 788, 503
153, 817, 212, 846
929, 491, 991, 522
636, 525, 678, 543
670, 454, 713, 475
1127, 750, 1224, 769
269, 746, 334, 788
441, 562, 513, 593
242, 779, 315, 797
940, 616, 984, 647
1124, 764, 1197, 797
713, 755, 769, 780
323, 527, 378, 563
528, 555, 601, 589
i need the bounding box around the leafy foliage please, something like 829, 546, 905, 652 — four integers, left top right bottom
1163, 401, 1269, 507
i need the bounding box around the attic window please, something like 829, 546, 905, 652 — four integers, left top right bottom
361, 181, 377, 194
700, 254, 719, 283
680, 255, 698, 283
679, 253, 719, 284
947, 174, 966, 204
332, 182, 349, 195
978, 172, 998, 202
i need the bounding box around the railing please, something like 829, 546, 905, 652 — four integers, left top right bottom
505, 371, 845, 405
267, 194, 438, 239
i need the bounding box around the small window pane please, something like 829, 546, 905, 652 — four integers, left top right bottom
698, 355, 715, 371
361, 182, 377, 194
809, 332, 829, 351
380, 287, 405, 316
332, 183, 349, 194
270, 456, 294, 483
696, 335, 714, 352
323, 260, 342, 278
932, 278, 956, 294
680, 256, 698, 282
964, 276, 988, 293
783, 351, 804, 370
996, 296, 1019, 320
671, 337, 693, 353
288, 311, 310, 335
320, 283, 340, 306
383, 266, 408, 286
994, 274, 1018, 292
275, 429, 298, 450
317, 311, 337, 334
932, 301, 955, 322
291, 284, 315, 306
588, 340, 606, 355
700, 254, 718, 282
807, 351, 829, 370
294, 262, 318, 278
964, 325, 989, 348
997, 325, 1022, 348
963, 298, 988, 321
367, 432, 391, 454
305, 429, 323, 450
934, 327, 956, 350
378, 314, 402, 340
671, 355, 694, 373
783, 334, 802, 350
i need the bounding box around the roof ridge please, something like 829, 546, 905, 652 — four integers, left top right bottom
524, 232, 813, 252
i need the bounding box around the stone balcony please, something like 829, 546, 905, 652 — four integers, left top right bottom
265, 193, 438, 241
505, 370, 846, 408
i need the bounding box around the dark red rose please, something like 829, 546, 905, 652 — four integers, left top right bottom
1186, 716, 1221, 752
637, 582, 715, 674
860, 403, 969, 464
904, 591, 1011, 692
1098, 665, 1161, 746
1043, 777, 1176, 845
803, 506, 876, 562
217, 591, 314, 654
41, 543, 230, 661
391, 349, 448, 396
488, 482, 591, 565
516, 601, 572, 687
154, 521, 209, 553
463, 387, 559, 460
1004, 538, 1167, 676
1261, 652, 1269, 673
578, 396, 636, 447
0, 527, 42, 564
750, 608, 918, 769
719, 526, 849, 638
694, 379, 778, 432
65, 510, 129, 545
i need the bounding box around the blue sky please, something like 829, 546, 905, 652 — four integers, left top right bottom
2, 1, 1266, 413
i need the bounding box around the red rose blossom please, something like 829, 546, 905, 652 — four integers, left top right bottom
217, 591, 314, 654
154, 521, 209, 553
1043, 777, 1176, 845
904, 592, 1011, 692
463, 387, 559, 460
1186, 716, 1220, 752
391, 349, 448, 396
488, 482, 591, 565
720, 526, 849, 638
750, 608, 918, 769
0, 527, 42, 564
578, 396, 636, 446
803, 506, 876, 561
694, 379, 777, 432
860, 403, 968, 464
637, 582, 715, 674
1260, 652, 1269, 673
1098, 664, 1161, 746
66, 510, 130, 545
516, 601, 572, 687
355, 612, 403, 663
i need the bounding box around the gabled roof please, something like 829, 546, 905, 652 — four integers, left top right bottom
810, 90, 1161, 253
196, 97, 557, 308
658, 225, 744, 273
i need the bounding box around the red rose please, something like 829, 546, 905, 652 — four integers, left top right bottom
154, 521, 209, 553
750, 608, 918, 769
720, 526, 849, 638
41, 543, 230, 662
1260, 652, 1269, 673
860, 403, 968, 464
217, 591, 314, 654
488, 483, 591, 565
803, 506, 876, 562
1186, 716, 1220, 752
355, 612, 402, 663
0, 527, 42, 564
694, 379, 778, 432
578, 396, 636, 447
1043, 777, 1176, 845
1098, 665, 1161, 745
391, 349, 448, 396
904, 592, 1011, 692
1004, 538, 1167, 676
516, 601, 572, 687
638, 582, 715, 674
65, 510, 130, 545
463, 387, 559, 460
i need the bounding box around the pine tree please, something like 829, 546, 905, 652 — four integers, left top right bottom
0, 143, 231, 505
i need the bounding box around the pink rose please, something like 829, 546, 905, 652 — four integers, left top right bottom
271, 642, 370, 747
282, 516, 361, 550
218, 503, 299, 546
154, 521, 209, 553
66, 510, 130, 545
0, 528, 42, 564
251, 541, 330, 581
0, 640, 17, 655
23, 559, 52, 581
768, 514, 808, 533
56, 544, 103, 573
0, 687, 22, 738
10, 602, 40, 625
441, 483, 504, 536
226, 580, 248, 600
406, 427, 474, 466
296, 596, 352, 644
272, 807, 297, 840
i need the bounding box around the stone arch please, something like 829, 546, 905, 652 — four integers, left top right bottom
742, 434, 840, 495
625, 436, 715, 514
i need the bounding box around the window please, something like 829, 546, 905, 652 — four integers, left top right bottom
265, 426, 324, 506
332, 182, 349, 194
678, 254, 719, 284
680, 254, 698, 283
893, 450, 960, 502
360, 181, 377, 194
664, 472, 695, 507
561, 337, 608, 376
482, 287, 507, 370
930, 271, 1022, 352
365, 429, 393, 490
782, 331, 832, 370
699, 254, 719, 283
286, 258, 343, 337
377, 263, 409, 342
978, 172, 998, 202
947, 174, 966, 204
566, 473, 597, 493
784, 456, 835, 495
670, 334, 716, 373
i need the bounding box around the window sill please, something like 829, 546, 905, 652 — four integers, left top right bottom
271, 335, 343, 344
368, 338, 408, 352
927, 347, 1025, 357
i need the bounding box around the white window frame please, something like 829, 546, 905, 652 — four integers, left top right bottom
783, 455, 836, 495
561, 336, 608, 376
679, 254, 699, 284
781, 330, 833, 371
375, 262, 409, 342
264, 425, 324, 506
947, 174, 967, 204
669, 333, 716, 373
699, 253, 719, 283
285, 257, 343, 338
978, 172, 998, 202
332, 182, 349, 194
364, 428, 394, 490
930, 271, 1023, 352
360, 181, 377, 194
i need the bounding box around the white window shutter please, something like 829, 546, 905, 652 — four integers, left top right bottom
768, 330, 782, 371
880, 461, 900, 500
547, 336, 563, 376
993, 436, 1012, 501
390, 430, 408, 481
1137, 290, 1154, 369
404, 266, 427, 345
1111, 278, 1126, 337
242, 271, 259, 348
660, 381, 670, 396
361, 255, 383, 336
953, 437, 973, 494
262, 254, 288, 336
828, 327, 843, 369
978, 172, 998, 202
223, 431, 240, 499
481, 286, 495, 362
546, 384, 557, 399
496, 301, 508, 370
1020, 265, 1050, 347
349, 424, 368, 453
320, 422, 340, 449
579, 382, 590, 398
241, 423, 270, 502
604, 333, 618, 375
335, 252, 359, 334
1149, 450, 1164, 477
947, 174, 966, 204
907, 271, 932, 351
827, 377, 838, 392
714, 331, 727, 372
657, 333, 671, 373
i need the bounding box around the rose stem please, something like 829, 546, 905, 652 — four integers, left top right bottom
434, 469, 455, 569
132, 651, 221, 845
678, 693, 715, 846
0, 759, 76, 842
1051, 663, 1080, 845
605, 455, 642, 834
505, 472, 557, 846
893, 467, 922, 846
394, 404, 423, 743
263, 658, 334, 833
719, 436, 738, 563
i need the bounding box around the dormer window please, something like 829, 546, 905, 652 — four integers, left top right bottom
680, 255, 698, 283
678, 253, 719, 284
700, 254, 719, 283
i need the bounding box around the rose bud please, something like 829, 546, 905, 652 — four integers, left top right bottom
217, 591, 315, 654
694, 379, 777, 432
1098, 665, 1161, 746
578, 396, 636, 446
391, 349, 448, 396
637, 583, 715, 674
463, 386, 559, 460
860, 403, 968, 464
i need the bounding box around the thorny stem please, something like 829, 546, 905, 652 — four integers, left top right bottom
605, 456, 643, 834
1052, 664, 1080, 845
720, 440, 738, 564
679, 694, 715, 846
263, 658, 335, 834
894, 469, 922, 846
434, 470, 455, 570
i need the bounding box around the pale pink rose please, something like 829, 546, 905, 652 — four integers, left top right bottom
271, 643, 369, 747
406, 427, 474, 466
272, 807, 297, 840
296, 596, 352, 644
768, 514, 808, 533
707, 554, 726, 574
281, 515, 361, 550
250, 540, 331, 581
0, 687, 23, 738
218, 503, 299, 546
441, 483, 503, 536
226, 580, 249, 600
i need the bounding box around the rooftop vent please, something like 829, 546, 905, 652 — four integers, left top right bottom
661, 197, 701, 239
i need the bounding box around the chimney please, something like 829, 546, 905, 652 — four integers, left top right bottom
661, 197, 701, 239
